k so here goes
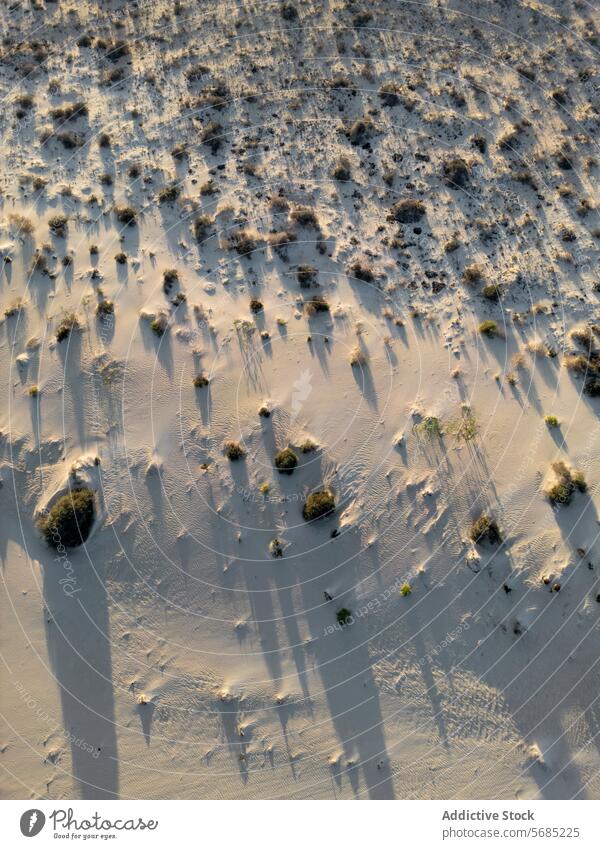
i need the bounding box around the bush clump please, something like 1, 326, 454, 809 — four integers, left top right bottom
114, 205, 137, 225
336, 607, 352, 626
224, 440, 245, 460
274, 447, 298, 474
469, 514, 501, 545
303, 490, 335, 521
48, 214, 68, 237
478, 320, 498, 337
55, 312, 80, 342
193, 373, 209, 388
41, 488, 95, 548
389, 199, 426, 224
546, 461, 586, 505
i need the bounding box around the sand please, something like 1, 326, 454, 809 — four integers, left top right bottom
1, 0, 600, 800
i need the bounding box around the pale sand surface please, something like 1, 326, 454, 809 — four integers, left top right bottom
1, 0, 600, 799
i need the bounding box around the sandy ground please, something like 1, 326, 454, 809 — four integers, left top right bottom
1, 0, 600, 799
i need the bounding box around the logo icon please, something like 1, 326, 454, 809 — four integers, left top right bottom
20, 809, 45, 837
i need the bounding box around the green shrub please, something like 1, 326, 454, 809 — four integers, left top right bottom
41, 488, 95, 548
224, 440, 245, 460
400, 582, 412, 596
55, 312, 79, 342
336, 607, 352, 626
303, 490, 335, 521
96, 299, 114, 317
469, 514, 501, 545
546, 461, 586, 505
544, 415, 559, 427
478, 320, 497, 336
274, 447, 298, 474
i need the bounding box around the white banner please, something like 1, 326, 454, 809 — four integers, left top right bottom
1, 800, 599, 847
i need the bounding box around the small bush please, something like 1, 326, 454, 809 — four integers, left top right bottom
41, 488, 95, 548
269, 538, 283, 558
378, 82, 399, 106
545, 415, 559, 427
96, 299, 114, 317
158, 183, 180, 203
55, 313, 79, 342
336, 607, 352, 626
114, 205, 137, 226
224, 229, 259, 255
274, 447, 298, 474
290, 206, 320, 228
463, 263, 483, 283
547, 461, 586, 505
349, 259, 374, 282
349, 347, 367, 367
299, 439, 317, 453
389, 198, 426, 224
479, 320, 497, 337
224, 440, 245, 460
200, 121, 223, 154
9, 213, 34, 235
150, 314, 168, 336
193, 373, 209, 388
305, 295, 330, 316
469, 514, 501, 545
347, 117, 375, 145
400, 582, 412, 597
444, 157, 470, 188
415, 415, 441, 437
48, 214, 68, 238
115, 252, 127, 264
193, 215, 214, 241
297, 265, 317, 287
249, 298, 263, 314
332, 157, 352, 180
303, 490, 335, 521
482, 283, 500, 301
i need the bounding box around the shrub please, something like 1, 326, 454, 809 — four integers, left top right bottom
478, 320, 497, 337
482, 283, 500, 301
336, 607, 352, 626
303, 490, 335, 521
98, 132, 111, 148
347, 117, 375, 145
274, 447, 298, 474
305, 295, 330, 316
378, 82, 399, 106
547, 461, 586, 505
114, 205, 137, 225
163, 268, 179, 290
9, 213, 34, 235
96, 299, 114, 317
349, 347, 367, 366
249, 298, 263, 313
115, 252, 127, 264
55, 312, 79, 342
48, 214, 68, 237
545, 415, 559, 427
150, 314, 168, 336
297, 265, 317, 287
348, 259, 374, 281
57, 131, 84, 149
269, 538, 283, 558
585, 377, 600, 396
290, 206, 320, 228
444, 157, 470, 187
200, 121, 223, 153
193, 373, 209, 388
463, 263, 483, 283
299, 438, 317, 453
400, 582, 412, 597
469, 514, 501, 545
332, 157, 351, 180
389, 199, 426, 223
41, 488, 95, 548
281, 3, 298, 20
224, 229, 259, 255
193, 215, 214, 241
224, 440, 245, 460
415, 415, 441, 437
158, 183, 180, 203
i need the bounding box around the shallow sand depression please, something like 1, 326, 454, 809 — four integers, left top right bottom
1, 0, 600, 800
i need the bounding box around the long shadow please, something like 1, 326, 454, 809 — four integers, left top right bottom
42, 547, 119, 799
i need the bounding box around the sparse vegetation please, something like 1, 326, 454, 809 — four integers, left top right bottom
193, 374, 209, 388
478, 320, 498, 337
389, 199, 426, 224
545, 415, 559, 427
48, 214, 68, 238
114, 205, 137, 226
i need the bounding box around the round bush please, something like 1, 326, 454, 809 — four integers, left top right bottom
274, 447, 298, 474
303, 490, 335, 521
41, 488, 95, 548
